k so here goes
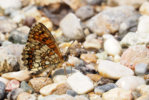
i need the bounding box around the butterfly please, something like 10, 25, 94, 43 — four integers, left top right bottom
22, 23, 64, 75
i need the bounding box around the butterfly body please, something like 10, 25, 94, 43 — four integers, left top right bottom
22, 23, 64, 75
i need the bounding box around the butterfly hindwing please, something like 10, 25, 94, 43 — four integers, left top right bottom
22, 23, 64, 74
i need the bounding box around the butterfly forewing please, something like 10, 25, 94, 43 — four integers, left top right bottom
22, 23, 64, 75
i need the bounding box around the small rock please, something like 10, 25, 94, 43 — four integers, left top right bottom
67, 72, 94, 94
94, 83, 117, 95
96, 52, 108, 60
119, 14, 140, 36
2, 70, 30, 81
97, 60, 134, 79
89, 93, 102, 100
102, 88, 132, 100
67, 56, 84, 67
63, 0, 86, 10
140, 2, 149, 15
87, 6, 136, 35
0, 81, 5, 100
0, 77, 9, 85
40, 82, 70, 95
120, 32, 149, 47
120, 45, 149, 70
38, 94, 74, 100
66, 90, 77, 97
75, 95, 89, 100
53, 75, 67, 83
116, 76, 145, 90
83, 34, 101, 50
103, 34, 122, 56
137, 15, 149, 33
137, 85, 149, 95
21, 81, 34, 93
0, 19, 17, 33
80, 54, 97, 63
97, 77, 114, 85
75, 5, 94, 20
86, 74, 101, 82
60, 13, 84, 40
29, 77, 52, 92
6, 80, 20, 91
108, 0, 146, 9
0, 0, 21, 9
10, 10, 25, 23
9, 26, 29, 44
7, 88, 24, 100
136, 95, 149, 100
17, 92, 36, 100
86, 0, 103, 5
135, 63, 148, 76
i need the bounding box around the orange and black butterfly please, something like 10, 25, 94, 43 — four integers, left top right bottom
22, 23, 64, 75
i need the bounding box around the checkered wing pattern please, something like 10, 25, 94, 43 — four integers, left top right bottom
22, 23, 64, 75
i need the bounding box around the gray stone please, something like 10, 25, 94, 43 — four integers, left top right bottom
9, 26, 29, 44
7, 88, 24, 100
60, 13, 84, 40
94, 83, 117, 94
66, 90, 77, 97
135, 63, 148, 76
0, 81, 5, 100
75, 5, 94, 20
87, 6, 137, 35
86, 0, 103, 5
20, 81, 34, 93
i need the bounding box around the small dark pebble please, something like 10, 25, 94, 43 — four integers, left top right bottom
66, 90, 77, 97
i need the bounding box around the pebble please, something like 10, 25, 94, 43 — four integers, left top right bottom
87, 6, 136, 35
0, 19, 17, 33
2, 70, 30, 81
136, 95, 149, 100
120, 45, 149, 70
20, 81, 34, 93
94, 83, 117, 95
29, 77, 52, 92
89, 93, 102, 100
97, 60, 134, 79
137, 85, 149, 95
80, 54, 97, 63
75, 5, 94, 20
97, 77, 114, 85
86, 74, 101, 82
0, 0, 21, 9
103, 34, 122, 56
137, 15, 149, 33
140, 2, 149, 15
0, 81, 5, 100
17, 92, 36, 100
0, 77, 9, 85
67, 56, 84, 68
120, 32, 149, 47
60, 13, 84, 40
135, 63, 148, 76
108, 0, 145, 9
66, 90, 77, 97
38, 94, 77, 100
96, 52, 108, 60
119, 14, 140, 36
86, 0, 103, 5
83, 34, 101, 50
6, 79, 20, 91
9, 26, 29, 44
116, 76, 145, 90
67, 72, 94, 94
102, 88, 132, 100
7, 88, 24, 100
53, 75, 67, 83
40, 82, 71, 95
63, 0, 86, 11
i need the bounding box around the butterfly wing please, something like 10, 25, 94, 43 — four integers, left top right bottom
22, 23, 64, 74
